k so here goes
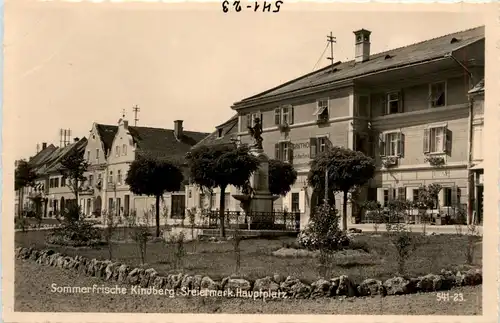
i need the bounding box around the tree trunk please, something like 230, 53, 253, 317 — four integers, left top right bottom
18, 188, 24, 217
155, 195, 161, 238
219, 185, 227, 238
342, 191, 348, 231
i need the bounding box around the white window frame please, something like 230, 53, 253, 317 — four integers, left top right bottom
429, 81, 447, 108
314, 98, 329, 120
117, 170, 122, 185
386, 91, 400, 115
250, 112, 259, 127
281, 141, 289, 162
428, 125, 446, 154
274, 105, 293, 125
317, 136, 328, 153
386, 132, 400, 157
122, 144, 127, 155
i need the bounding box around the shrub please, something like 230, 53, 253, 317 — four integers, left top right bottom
15, 216, 28, 232
46, 220, 102, 247
167, 231, 186, 269
297, 203, 350, 251
130, 224, 152, 265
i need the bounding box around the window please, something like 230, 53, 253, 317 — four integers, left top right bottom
122, 144, 127, 155
108, 198, 114, 212
88, 175, 93, 186
217, 128, 223, 138
117, 170, 122, 185
314, 99, 329, 121
429, 81, 446, 108
424, 126, 451, 154
274, 105, 293, 125
96, 149, 100, 162
116, 146, 120, 157
188, 190, 192, 198
380, 132, 404, 157
413, 189, 420, 204
199, 193, 205, 208
87, 151, 90, 161
291, 193, 300, 212
443, 186, 459, 207
108, 171, 113, 184
171, 195, 185, 219
397, 187, 406, 200
246, 112, 263, 128
383, 189, 390, 207
275, 141, 292, 163
61, 176, 66, 187
386, 92, 402, 114
55, 178, 59, 188
309, 136, 329, 158
382, 188, 395, 207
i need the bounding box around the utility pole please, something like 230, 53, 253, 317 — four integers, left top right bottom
327, 32, 337, 72
132, 105, 140, 126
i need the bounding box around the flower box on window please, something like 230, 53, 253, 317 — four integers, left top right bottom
278, 123, 290, 133
382, 156, 398, 168
424, 155, 445, 167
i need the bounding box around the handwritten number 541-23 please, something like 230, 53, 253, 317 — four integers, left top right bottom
222, 1, 283, 13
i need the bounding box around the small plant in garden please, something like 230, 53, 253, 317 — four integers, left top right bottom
103, 209, 119, 260
130, 224, 152, 265
362, 201, 383, 233
15, 216, 28, 232
186, 207, 198, 252
231, 212, 243, 274
465, 222, 479, 265
297, 202, 349, 278
168, 232, 186, 269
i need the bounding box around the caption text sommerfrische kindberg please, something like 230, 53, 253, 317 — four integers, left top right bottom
50, 284, 287, 300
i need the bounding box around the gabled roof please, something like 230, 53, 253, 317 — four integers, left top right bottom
95, 124, 118, 155
233, 25, 484, 108
469, 78, 484, 94
192, 114, 239, 149
127, 126, 210, 164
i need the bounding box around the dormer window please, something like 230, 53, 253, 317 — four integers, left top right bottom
217, 128, 223, 138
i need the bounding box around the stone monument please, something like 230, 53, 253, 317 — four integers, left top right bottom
233, 118, 279, 229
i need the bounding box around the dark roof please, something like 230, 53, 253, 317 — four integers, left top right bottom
469, 78, 484, 94
127, 126, 210, 163
95, 124, 118, 155
192, 114, 239, 149
233, 26, 484, 107
28, 144, 57, 168
38, 138, 88, 175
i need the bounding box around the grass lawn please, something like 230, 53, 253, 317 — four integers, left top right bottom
15, 259, 482, 314
15, 229, 482, 284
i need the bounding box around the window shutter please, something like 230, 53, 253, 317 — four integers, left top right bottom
290, 106, 294, 125
398, 90, 404, 113
389, 188, 396, 201
275, 143, 280, 160
381, 94, 387, 116
310, 137, 317, 159
423, 128, 430, 153
246, 114, 251, 129
298, 190, 305, 213
379, 133, 386, 157
398, 132, 405, 157
445, 128, 452, 155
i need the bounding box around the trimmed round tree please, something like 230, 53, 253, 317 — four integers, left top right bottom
268, 159, 298, 197
186, 144, 260, 238
307, 146, 376, 231
125, 156, 184, 238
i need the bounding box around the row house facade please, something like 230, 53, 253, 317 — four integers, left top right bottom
82, 119, 209, 224
223, 26, 484, 228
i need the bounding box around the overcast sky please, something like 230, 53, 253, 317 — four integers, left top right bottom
4, 1, 486, 159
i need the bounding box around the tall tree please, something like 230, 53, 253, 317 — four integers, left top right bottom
186, 145, 260, 237
60, 148, 89, 204
125, 156, 184, 238
308, 146, 376, 231
15, 160, 37, 217
268, 158, 298, 203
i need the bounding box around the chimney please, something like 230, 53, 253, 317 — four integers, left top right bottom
353, 29, 371, 63
73, 137, 80, 143
42, 142, 47, 150
174, 120, 183, 139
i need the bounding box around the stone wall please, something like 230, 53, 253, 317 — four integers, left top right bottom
15, 246, 482, 299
